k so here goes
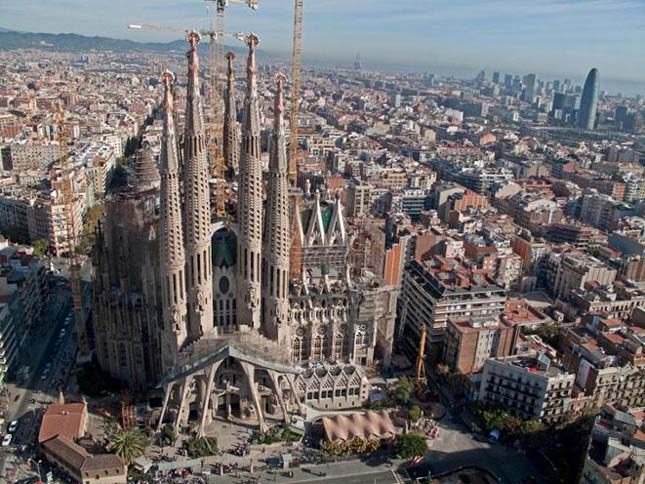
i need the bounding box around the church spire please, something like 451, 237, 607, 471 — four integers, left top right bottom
236, 34, 263, 330
159, 70, 188, 371
183, 31, 214, 340
223, 51, 239, 177
262, 74, 291, 342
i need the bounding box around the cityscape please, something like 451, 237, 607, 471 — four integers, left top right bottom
0, 1, 644, 484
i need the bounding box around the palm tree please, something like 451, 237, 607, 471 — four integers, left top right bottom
108, 429, 148, 464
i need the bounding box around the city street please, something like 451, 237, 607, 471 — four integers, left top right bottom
8, 289, 76, 421
0, 284, 77, 481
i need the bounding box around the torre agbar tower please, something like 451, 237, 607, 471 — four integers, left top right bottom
261, 74, 291, 343
183, 32, 214, 340
159, 71, 188, 371
237, 35, 263, 329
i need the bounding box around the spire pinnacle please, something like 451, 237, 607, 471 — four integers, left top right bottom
160, 70, 178, 172
158, 68, 187, 365
185, 30, 203, 134
237, 32, 263, 330
187, 31, 201, 88
246, 33, 259, 93
226, 51, 235, 84
160, 70, 175, 116
242, 34, 261, 137
274, 73, 286, 130
262, 72, 291, 341
183, 29, 214, 339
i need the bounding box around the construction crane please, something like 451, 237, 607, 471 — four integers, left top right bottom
128, 23, 245, 41
288, 0, 304, 186
415, 324, 427, 385
203, 1, 259, 99
203, 1, 258, 217
128, 22, 245, 217
54, 104, 89, 358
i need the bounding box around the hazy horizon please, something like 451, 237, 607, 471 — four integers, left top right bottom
2, 0, 644, 95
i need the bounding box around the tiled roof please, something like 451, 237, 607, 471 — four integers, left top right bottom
38, 402, 87, 444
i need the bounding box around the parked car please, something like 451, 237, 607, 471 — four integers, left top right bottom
8, 420, 18, 433
2, 434, 13, 446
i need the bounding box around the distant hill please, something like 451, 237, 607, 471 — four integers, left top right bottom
0, 29, 248, 56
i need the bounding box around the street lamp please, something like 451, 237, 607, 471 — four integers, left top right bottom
28, 458, 44, 482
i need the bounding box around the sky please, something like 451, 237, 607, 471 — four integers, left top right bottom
2, 0, 645, 88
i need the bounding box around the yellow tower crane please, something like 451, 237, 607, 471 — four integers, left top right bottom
416, 324, 427, 385
54, 104, 89, 358
289, 0, 304, 187
128, 22, 245, 218
203, 0, 258, 217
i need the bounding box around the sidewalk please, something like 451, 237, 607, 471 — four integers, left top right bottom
204, 457, 406, 484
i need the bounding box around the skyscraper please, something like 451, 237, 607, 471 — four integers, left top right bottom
524, 73, 537, 103
578, 68, 599, 130
492, 71, 500, 84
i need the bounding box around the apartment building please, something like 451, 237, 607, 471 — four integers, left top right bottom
443, 315, 514, 374
479, 354, 575, 423
398, 257, 507, 359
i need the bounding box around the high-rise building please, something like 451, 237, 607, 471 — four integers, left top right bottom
578, 68, 599, 130
615, 105, 628, 124
504, 74, 513, 89
492, 71, 500, 84
524, 73, 537, 103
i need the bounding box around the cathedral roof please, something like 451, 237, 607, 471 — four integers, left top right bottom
211, 227, 237, 269
300, 202, 336, 237
296, 195, 346, 250
321, 205, 334, 233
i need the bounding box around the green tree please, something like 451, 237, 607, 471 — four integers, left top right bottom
408, 405, 422, 423
183, 436, 218, 458
322, 440, 343, 456
108, 429, 148, 464
395, 432, 427, 459
32, 239, 49, 258
392, 376, 414, 405
156, 426, 177, 447
523, 322, 562, 348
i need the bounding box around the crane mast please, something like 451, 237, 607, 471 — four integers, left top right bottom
54, 104, 89, 358
204, 0, 259, 217
289, 0, 304, 187
207, 3, 227, 217
416, 324, 427, 384
128, 17, 249, 218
